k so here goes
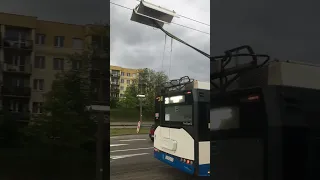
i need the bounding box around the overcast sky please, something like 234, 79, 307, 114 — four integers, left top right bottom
1, 0, 319, 80
0, 0, 210, 81
211, 0, 320, 64
110, 0, 210, 81
0, 0, 109, 24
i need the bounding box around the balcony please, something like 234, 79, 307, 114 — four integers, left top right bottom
1, 86, 31, 97
3, 37, 33, 51
2, 63, 32, 74
111, 73, 120, 78
111, 87, 120, 93
90, 69, 110, 79
111, 81, 119, 86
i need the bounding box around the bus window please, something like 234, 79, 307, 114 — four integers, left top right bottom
210, 107, 239, 130
164, 105, 193, 124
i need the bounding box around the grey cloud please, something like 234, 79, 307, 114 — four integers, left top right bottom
111, 0, 210, 81
0, 0, 110, 24
0, 0, 210, 82
211, 0, 320, 63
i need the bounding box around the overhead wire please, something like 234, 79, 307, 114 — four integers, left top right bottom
110, 1, 210, 35
177, 14, 210, 27
161, 34, 167, 72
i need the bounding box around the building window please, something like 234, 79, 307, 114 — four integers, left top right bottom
72, 60, 82, 70
53, 58, 64, 70
12, 78, 24, 87
121, 79, 124, 83
54, 36, 65, 47
127, 80, 130, 84
33, 79, 44, 91
121, 72, 125, 76
127, 73, 130, 77
34, 56, 45, 69
9, 100, 22, 112
32, 102, 43, 114
120, 86, 124, 90
72, 38, 83, 49
35, 34, 46, 45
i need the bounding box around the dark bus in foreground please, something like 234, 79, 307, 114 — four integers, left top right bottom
210, 45, 320, 180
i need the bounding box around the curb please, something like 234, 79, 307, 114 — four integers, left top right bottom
110, 134, 149, 139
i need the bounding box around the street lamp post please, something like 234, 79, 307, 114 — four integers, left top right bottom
136, 94, 145, 124
86, 54, 109, 180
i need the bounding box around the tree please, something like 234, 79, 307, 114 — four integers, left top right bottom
24, 52, 96, 148
0, 110, 22, 147
23, 24, 110, 148
118, 68, 168, 115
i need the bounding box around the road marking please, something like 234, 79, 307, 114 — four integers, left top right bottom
110, 153, 149, 160
119, 139, 147, 142
110, 144, 128, 147
110, 147, 153, 153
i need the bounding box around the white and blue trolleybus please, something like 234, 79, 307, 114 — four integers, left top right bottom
153, 76, 210, 176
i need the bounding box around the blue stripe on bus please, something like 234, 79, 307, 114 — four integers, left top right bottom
198, 164, 210, 176
154, 150, 195, 175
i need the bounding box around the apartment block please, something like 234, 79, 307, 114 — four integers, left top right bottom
0, 12, 109, 124
110, 65, 139, 98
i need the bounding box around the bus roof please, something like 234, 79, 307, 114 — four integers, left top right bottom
185, 80, 210, 90
237, 60, 320, 90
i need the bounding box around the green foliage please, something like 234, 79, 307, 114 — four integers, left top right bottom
110, 108, 153, 122
110, 97, 119, 109
116, 87, 139, 109
0, 110, 22, 147
22, 23, 110, 148
23, 54, 96, 148
117, 68, 168, 114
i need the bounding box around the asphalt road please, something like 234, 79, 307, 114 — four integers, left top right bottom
110, 134, 209, 180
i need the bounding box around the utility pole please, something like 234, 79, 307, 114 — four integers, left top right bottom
139, 78, 142, 123
96, 71, 104, 180
137, 77, 145, 128
139, 97, 142, 123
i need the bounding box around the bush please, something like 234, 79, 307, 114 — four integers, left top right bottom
110, 108, 153, 122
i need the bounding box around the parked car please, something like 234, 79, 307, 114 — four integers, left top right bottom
149, 124, 156, 141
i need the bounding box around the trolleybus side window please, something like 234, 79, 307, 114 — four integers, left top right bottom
198, 103, 211, 140
238, 99, 266, 129
210, 91, 267, 131
210, 107, 239, 130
